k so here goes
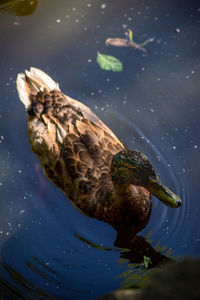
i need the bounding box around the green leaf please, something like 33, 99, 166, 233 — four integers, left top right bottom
96, 52, 123, 72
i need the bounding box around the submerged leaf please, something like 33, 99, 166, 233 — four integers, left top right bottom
143, 256, 152, 269
96, 52, 123, 72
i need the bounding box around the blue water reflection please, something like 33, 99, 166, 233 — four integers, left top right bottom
0, 0, 200, 299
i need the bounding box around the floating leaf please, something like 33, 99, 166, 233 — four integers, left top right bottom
96, 52, 123, 72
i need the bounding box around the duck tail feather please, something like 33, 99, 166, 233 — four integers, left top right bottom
16, 67, 60, 109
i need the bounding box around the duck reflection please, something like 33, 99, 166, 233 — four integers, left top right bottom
75, 232, 173, 270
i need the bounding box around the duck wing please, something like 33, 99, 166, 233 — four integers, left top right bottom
16, 68, 124, 211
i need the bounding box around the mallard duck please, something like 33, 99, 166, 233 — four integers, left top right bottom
16, 68, 181, 233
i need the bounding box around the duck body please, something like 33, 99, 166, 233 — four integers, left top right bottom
17, 68, 181, 233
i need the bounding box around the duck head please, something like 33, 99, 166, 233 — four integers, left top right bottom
111, 150, 182, 208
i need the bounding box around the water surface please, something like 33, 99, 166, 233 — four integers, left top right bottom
0, 0, 200, 299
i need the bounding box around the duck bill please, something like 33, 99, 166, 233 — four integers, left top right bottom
147, 177, 182, 208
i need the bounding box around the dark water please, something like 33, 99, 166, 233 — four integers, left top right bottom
0, 0, 200, 299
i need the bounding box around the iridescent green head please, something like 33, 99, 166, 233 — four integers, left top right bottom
111, 150, 181, 208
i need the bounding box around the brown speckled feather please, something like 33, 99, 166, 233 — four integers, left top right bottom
28, 90, 126, 219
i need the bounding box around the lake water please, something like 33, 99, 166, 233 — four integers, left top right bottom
0, 0, 200, 299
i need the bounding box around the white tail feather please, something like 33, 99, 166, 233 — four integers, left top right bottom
16, 73, 30, 109
16, 67, 60, 109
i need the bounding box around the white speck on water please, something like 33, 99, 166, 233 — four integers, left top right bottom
172, 146, 176, 150
186, 75, 189, 79
75, 19, 79, 23
88, 58, 92, 63
101, 4, 106, 9
191, 70, 195, 74
91, 92, 95, 96
141, 67, 145, 71
157, 77, 161, 81
106, 78, 110, 82
56, 19, 61, 23
87, 3, 91, 7
18, 169, 22, 173
94, 106, 98, 109
72, 7, 76, 11
150, 108, 155, 112
182, 168, 186, 173
116, 86, 119, 90
122, 24, 127, 29
13, 21, 20, 26
20, 210, 25, 214
128, 17, 132, 21
194, 145, 198, 149
0, 183, 2, 186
